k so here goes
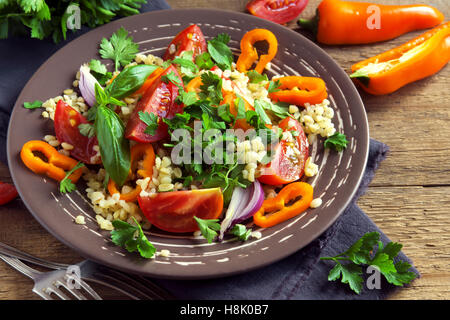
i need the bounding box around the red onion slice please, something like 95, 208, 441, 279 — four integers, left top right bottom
78, 65, 99, 107
218, 180, 264, 240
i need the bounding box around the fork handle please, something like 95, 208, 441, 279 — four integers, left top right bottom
0, 242, 68, 270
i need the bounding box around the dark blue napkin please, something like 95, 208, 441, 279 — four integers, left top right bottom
0, 0, 418, 300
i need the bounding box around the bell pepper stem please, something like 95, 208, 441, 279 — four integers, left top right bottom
297, 9, 320, 38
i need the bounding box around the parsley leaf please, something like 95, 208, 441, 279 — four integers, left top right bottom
59, 162, 84, 194
320, 231, 417, 294
230, 224, 252, 241
268, 79, 281, 93
89, 59, 107, 75
247, 70, 268, 83
111, 218, 156, 259
254, 99, 272, 126
195, 52, 215, 70
207, 33, 233, 70
23, 100, 43, 109
78, 123, 95, 138
324, 132, 349, 152
194, 216, 221, 244
99, 27, 139, 71
138, 111, 159, 135
199, 72, 223, 105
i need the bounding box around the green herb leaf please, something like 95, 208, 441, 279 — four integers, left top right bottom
111, 218, 156, 259
195, 52, 215, 70
207, 33, 233, 70
324, 132, 349, 152
94, 105, 131, 187
89, 59, 107, 75
23, 100, 43, 109
268, 79, 281, 93
139, 111, 159, 135
78, 123, 95, 138
320, 231, 417, 294
247, 70, 268, 83
254, 100, 272, 126
199, 72, 223, 105
59, 162, 85, 194
99, 27, 139, 71
229, 224, 251, 241
194, 216, 221, 244
105, 64, 159, 99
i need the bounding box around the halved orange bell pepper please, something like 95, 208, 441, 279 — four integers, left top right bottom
236, 28, 278, 74
253, 182, 313, 228
298, 0, 444, 45
350, 22, 450, 95
268, 76, 327, 106
107, 143, 155, 202
133, 67, 164, 96
20, 140, 83, 183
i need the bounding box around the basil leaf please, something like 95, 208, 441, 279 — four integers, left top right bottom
105, 64, 159, 99
95, 105, 130, 186
207, 39, 233, 70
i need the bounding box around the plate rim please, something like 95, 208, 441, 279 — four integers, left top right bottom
7, 8, 370, 279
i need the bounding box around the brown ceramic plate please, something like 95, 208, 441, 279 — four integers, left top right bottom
7, 9, 369, 279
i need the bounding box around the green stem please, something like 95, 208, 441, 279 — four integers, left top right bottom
297, 9, 320, 39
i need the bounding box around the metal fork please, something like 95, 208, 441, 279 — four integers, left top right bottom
0, 242, 173, 300
0, 254, 102, 300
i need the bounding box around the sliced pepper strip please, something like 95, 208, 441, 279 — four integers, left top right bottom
236, 28, 278, 74
253, 182, 313, 228
133, 67, 165, 96
20, 140, 82, 182
108, 143, 155, 202
269, 76, 328, 106
350, 21, 450, 95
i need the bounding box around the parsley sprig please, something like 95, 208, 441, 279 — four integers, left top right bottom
99, 27, 139, 71
320, 232, 417, 294
59, 162, 85, 194
194, 217, 252, 243
324, 132, 349, 151
111, 218, 156, 259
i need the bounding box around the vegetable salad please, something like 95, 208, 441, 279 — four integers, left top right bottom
20, 25, 347, 258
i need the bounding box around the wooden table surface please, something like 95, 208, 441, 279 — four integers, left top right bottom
0, 0, 449, 300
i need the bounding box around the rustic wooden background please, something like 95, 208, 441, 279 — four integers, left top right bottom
0, 0, 448, 299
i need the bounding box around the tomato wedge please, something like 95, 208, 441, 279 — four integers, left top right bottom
258, 117, 309, 185
163, 24, 207, 61
246, 0, 309, 24
125, 65, 184, 143
138, 188, 224, 233
54, 100, 100, 164
0, 181, 18, 205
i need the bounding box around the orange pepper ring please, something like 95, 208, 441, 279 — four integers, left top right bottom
269, 76, 328, 106
20, 140, 82, 182
236, 28, 278, 74
107, 143, 155, 202
253, 182, 313, 228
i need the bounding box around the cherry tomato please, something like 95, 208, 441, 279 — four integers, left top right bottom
138, 188, 224, 233
246, 0, 309, 24
0, 182, 18, 205
163, 24, 207, 61
125, 65, 184, 143
258, 117, 309, 185
54, 100, 100, 164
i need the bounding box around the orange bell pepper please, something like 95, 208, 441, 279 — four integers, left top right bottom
268, 76, 328, 106
20, 140, 83, 183
133, 67, 164, 96
107, 143, 155, 202
298, 0, 444, 45
186, 76, 203, 96
253, 182, 313, 228
350, 22, 450, 95
236, 28, 278, 74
